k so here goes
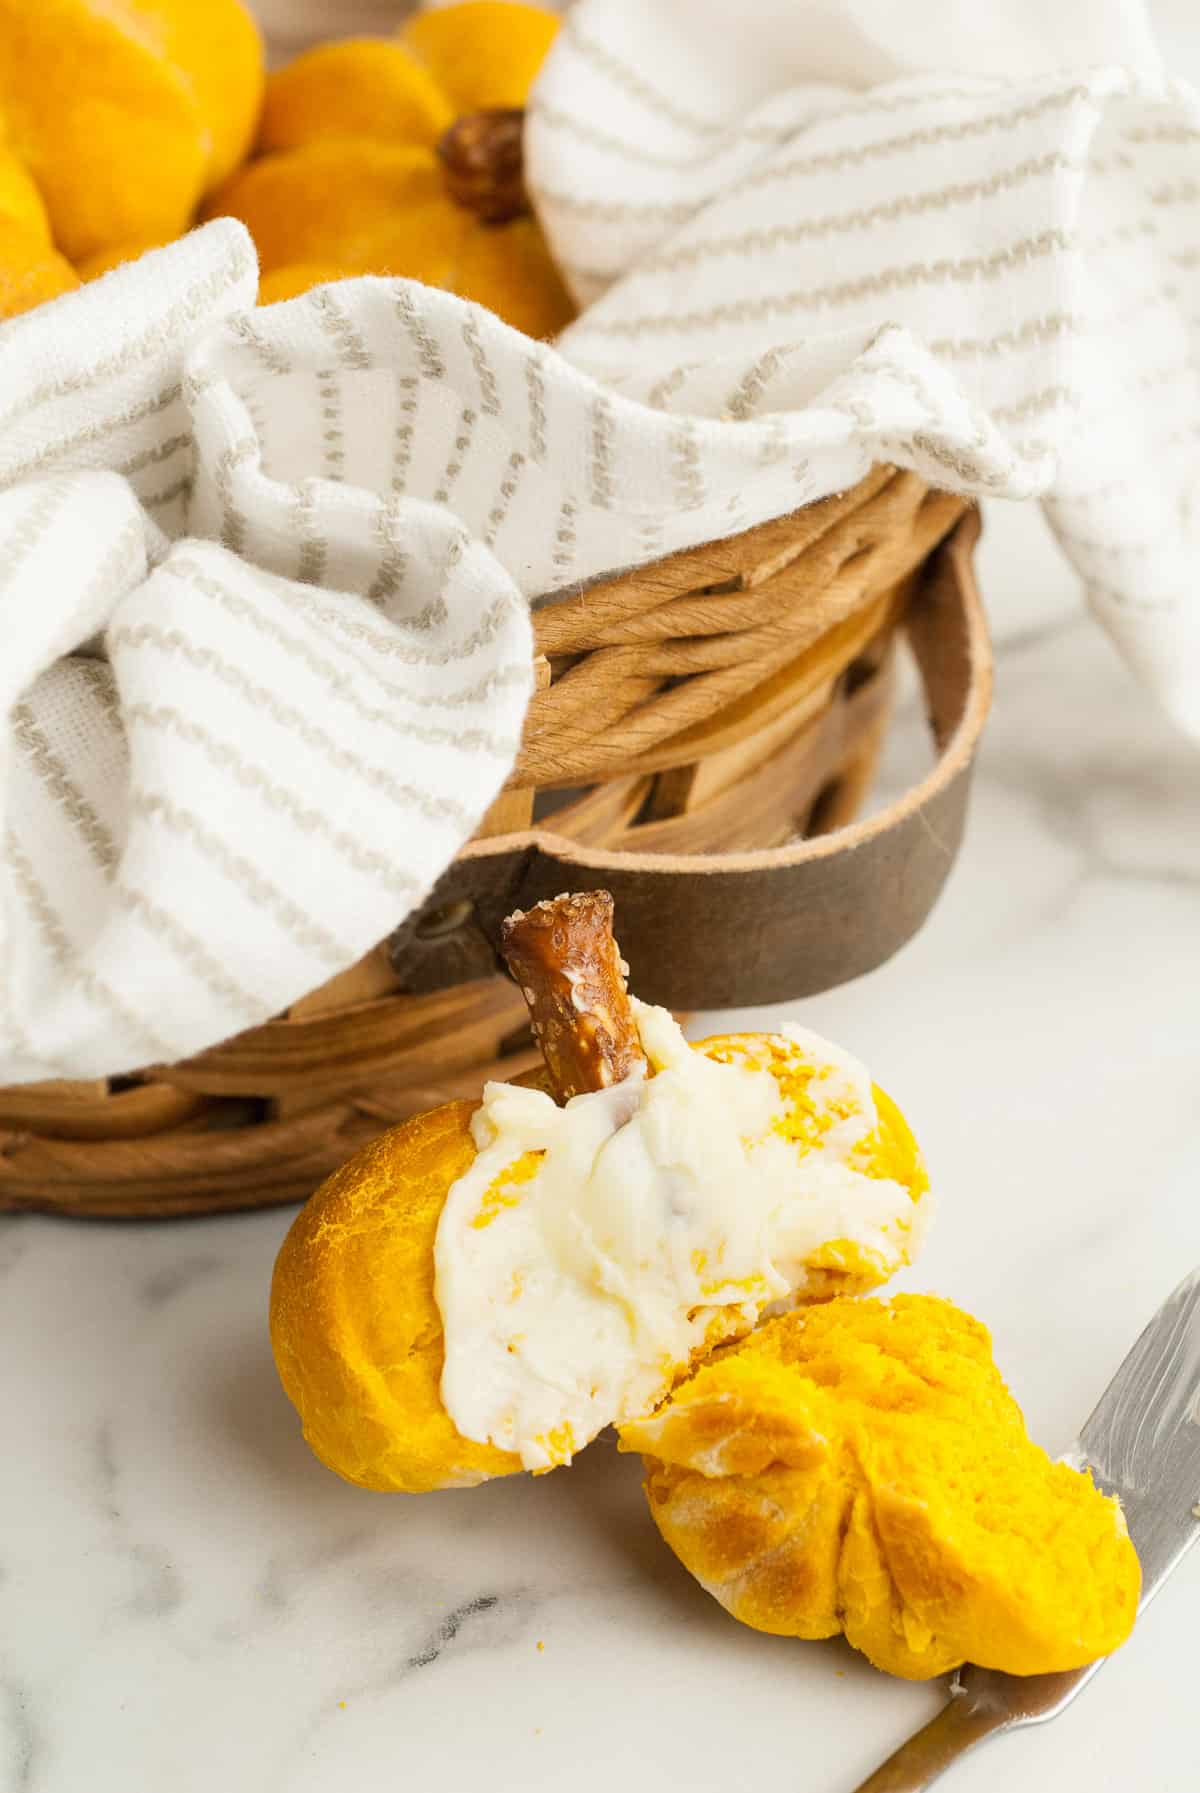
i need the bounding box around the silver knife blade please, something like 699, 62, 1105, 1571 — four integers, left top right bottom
1076, 1262, 1200, 1594
852, 1267, 1200, 1792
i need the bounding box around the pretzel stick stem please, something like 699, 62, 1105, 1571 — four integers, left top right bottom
499, 891, 647, 1101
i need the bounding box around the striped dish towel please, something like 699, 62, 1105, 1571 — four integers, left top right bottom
530, 0, 1200, 729
3, 0, 1198, 1082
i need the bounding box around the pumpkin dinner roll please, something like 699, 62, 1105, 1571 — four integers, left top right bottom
271, 893, 930, 1494
0, 148, 80, 315
620, 1295, 1141, 1679
0, 0, 262, 296
209, 0, 573, 336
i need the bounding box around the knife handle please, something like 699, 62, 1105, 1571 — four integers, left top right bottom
849, 1692, 1009, 1792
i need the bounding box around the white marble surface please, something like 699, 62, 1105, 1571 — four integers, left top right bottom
2, 497, 1199, 1793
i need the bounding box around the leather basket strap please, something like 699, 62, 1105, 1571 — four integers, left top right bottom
391, 509, 991, 1010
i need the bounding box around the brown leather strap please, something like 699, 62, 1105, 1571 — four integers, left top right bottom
390, 510, 990, 1009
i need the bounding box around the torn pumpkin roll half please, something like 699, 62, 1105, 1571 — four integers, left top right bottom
620, 1295, 1140, 1679
269, 891, 929, 1493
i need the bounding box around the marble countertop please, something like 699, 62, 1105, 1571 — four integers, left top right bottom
3, 495, 1199, 1793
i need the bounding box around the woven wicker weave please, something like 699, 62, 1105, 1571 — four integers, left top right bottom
0, 466, 981, 1218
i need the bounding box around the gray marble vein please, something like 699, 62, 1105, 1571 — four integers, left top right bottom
0, 1665, 39, 1793
139, 1253, 228, 1309
0, 1222, 30, 1281
404, 1592, 505, 1671
91, 1420, 185, 1623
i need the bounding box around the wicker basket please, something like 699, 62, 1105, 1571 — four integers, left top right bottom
0, 466, 989, 1219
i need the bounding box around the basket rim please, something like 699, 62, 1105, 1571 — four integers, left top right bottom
511, 466, 967, 789
467, 508, 987, 878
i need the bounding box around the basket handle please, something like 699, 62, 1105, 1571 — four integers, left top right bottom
390, 509, 991, 1011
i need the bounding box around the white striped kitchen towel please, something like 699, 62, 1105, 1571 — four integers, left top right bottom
3, 0, 1199, 1082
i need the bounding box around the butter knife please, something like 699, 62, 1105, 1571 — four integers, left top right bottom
852, 1266, 1200, 1792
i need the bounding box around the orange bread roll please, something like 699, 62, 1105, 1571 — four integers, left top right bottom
271, 895, 929, 1495
208, 1, 572, 336
620, 1294, 1141, 1679
0, 0, 262, 279
271, 1030, 928, 1494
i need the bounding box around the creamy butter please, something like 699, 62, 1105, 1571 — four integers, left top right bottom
433, 1003, 926, 1472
